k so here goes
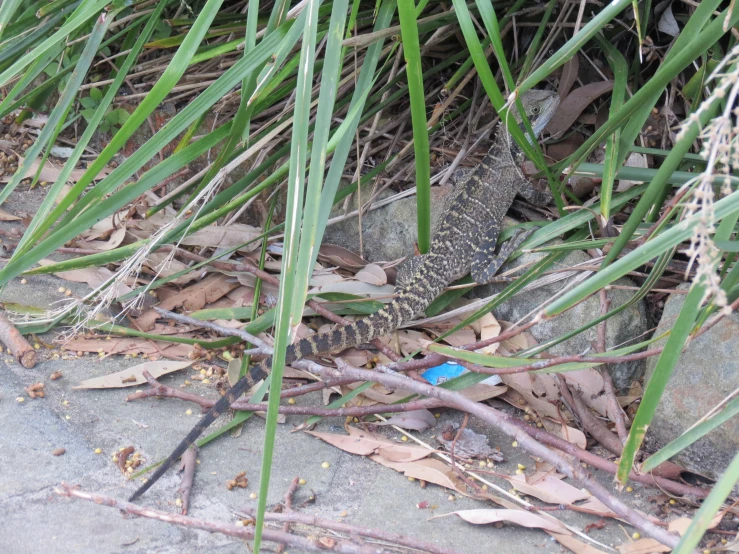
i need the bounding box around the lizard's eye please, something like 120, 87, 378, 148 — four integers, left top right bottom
531, 106, 541, 115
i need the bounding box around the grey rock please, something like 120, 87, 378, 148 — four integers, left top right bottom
322, 182, 456, 263
644, 283, 739, 484
471, 248, 648, 391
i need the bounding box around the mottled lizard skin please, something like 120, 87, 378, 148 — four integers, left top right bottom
130, 89, 559, 501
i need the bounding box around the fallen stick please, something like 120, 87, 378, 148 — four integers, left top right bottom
0, 312, 36, 368
55, 484, 392, 554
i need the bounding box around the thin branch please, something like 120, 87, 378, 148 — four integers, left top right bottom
237, 508, 465, 554
55, 484, 385, 553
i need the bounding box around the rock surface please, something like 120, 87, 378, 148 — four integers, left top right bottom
322, 182, 455, 263
644, 284, 739, 484
471, 248, 648, 392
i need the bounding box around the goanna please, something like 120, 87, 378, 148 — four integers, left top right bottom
130, 89, 559, 501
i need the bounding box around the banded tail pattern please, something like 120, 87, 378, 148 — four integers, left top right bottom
129, 256, 450, 501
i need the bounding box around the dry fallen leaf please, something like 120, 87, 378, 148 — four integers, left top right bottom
135, 274, 240, 330
545, 81, 615, 137
73, 360, 192, 389
378, 409, 437, 432
508, 473, 590, 505
318, 244, 369, 270
371, 455, 467, 494
0, 208, 21, 221
306, 426, 430, 462
433, 509, 568, 534
354, 263, 387, 286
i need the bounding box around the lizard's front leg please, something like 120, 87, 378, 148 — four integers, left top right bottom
471, 225, 534, 285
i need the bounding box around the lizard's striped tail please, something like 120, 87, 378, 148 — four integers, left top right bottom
129, 290, 420, 501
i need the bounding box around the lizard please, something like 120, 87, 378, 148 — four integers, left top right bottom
129, 89, 559, 501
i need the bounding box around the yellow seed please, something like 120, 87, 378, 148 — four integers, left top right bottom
626, 486, 633, 493
353, 417, 359, 423
184, 380, 191, 385
487, 462, 493, 468
340, 510, 347, 517
517, 463, 526, 470
34, 343, 40, 349
202, 379, 210, 384
408, 477, 415, 482
119, 447, 125, 452
632, 532, 640, 540
481, 484, 488, 491
94, 448, 102, 454
669, 499, 676, 505
20, 278, 27, 284
249, 492, 258, 499
515, 469, 524, 475
58, 287, 66, 293
434, 413, 441, 418
401, 436, 408, 442
536, 422, 543, 428
16, 397, 25, 403
186, 409, 192, 415
175, 498, 183, 507
478, 461, 486, 467
288, 398, 296, 405
321, 462, 330, 469
298, 478, 306, 485
511, 441, 518, 447
447, 495, 455, 501
703, 550, 711, 554
65, 415, 70, 420
65, 289, 72, 296
235, 520, 245, 527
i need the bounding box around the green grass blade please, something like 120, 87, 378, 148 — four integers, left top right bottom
16, 3, 167, 255
595, 35, 627, 222
289, 0, 349, 318
0, 0, 23, 42
0, 0, 108, 86
545, 190, 739, 318
397, 0, 430, 252
253, 0, 321, 549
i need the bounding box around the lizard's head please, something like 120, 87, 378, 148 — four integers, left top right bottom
511, 90, 560, 143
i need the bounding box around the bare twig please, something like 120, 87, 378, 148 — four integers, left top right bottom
237, 507, 465, 554
55, 484, 386, 553
130, 370, 447, 417
556, 374, 623, 456
598, 290, 629, 443
178, 445, 198, 515
276, 476, 301, 554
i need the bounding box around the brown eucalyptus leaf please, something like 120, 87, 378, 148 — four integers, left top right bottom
432, 509, 567, 534
507, 473, 590, 505
545, 81, 615, 137
73, 360, 192, 389
354, 263, 387, 286
306, 426, 429, 462
179, 223, 261, 251
378, 409, 437, 432
318, 244, 369, 270
557, 55, 580, 99
371, 455, 466, 493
